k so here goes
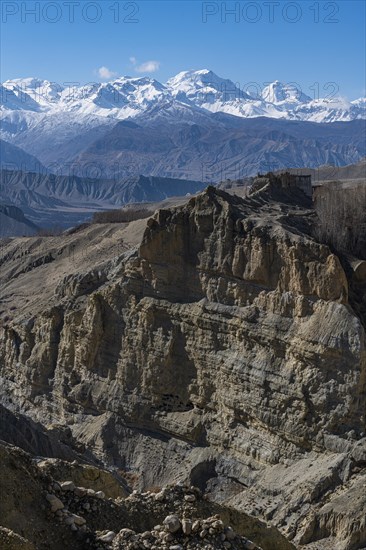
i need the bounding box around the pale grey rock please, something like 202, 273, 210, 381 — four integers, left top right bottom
60, 480, 75, 492
163, 515, 181, 534
181, 519, 192, 535
46, 494, 64, 512
98, 531, 116, 542
0, 187, 364, 550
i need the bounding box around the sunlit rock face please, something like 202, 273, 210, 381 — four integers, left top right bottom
0, 187, 365, 549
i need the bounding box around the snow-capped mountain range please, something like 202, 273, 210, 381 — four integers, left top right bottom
1, 69, 365, 123
1, 69, 365, 182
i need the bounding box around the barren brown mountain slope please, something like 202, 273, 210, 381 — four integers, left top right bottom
0, 186, 365, 549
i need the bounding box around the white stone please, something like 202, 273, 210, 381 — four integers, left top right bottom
98, 531, 116, 542
60, 481, 75, 492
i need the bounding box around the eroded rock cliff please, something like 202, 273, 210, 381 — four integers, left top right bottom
0, 187, 365, 549
0, 440, 289, 550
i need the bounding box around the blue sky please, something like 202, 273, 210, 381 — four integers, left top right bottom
1, 0, 365, 99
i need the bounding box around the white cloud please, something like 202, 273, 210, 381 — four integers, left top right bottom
129, 56, 137, 65
135, 60, 160, 74
97, 66, 117, 80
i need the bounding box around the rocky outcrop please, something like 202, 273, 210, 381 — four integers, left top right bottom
0, 403, 81, 459
0, 187, 365, 549
37, 457, 128, 499
0, 527, 36, 550
0, 440, 291, 550
0, 441, 81, 550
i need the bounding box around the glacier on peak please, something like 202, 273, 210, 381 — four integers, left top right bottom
0, 69, 364, 125
261, 80, 312, 105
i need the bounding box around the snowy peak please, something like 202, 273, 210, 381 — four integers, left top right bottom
0, 70, 365, 124
1, 76, 172, 119
110, 76, 168, 104
352, 97, 366, 107
4, 77, 63, 90
261, 80, 312, 104
166, 69, 252, 104
0, 83, 42, 112
3, 78, 65, 106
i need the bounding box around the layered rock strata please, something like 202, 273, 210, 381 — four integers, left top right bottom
0, 187, 365, 549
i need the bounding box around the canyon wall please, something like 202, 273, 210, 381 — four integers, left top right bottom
0, 187, 365, 549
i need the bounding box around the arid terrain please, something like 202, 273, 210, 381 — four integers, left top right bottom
0, 179, 365, 549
